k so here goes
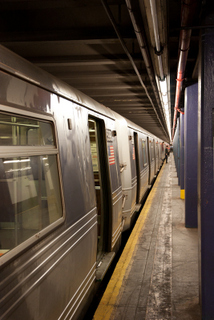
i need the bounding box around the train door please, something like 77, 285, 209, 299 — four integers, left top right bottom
162, 142, 164, 163
155, 140, 159, 172
134, 132, 140, 203
151, 139, 155, 178
128, 131, 137, 216
153, 139, 156, 173
88, 117, 111, 263
147, 137, 151, 184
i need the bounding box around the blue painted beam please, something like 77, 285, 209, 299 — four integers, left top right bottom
180, 114, 185, 198
184, 84, 198, 228
198, 8, 214, 318
173, 118, 180, 185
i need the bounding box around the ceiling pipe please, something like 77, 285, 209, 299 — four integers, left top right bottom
101, 0, 169, 139
149, 0, 164, 81
172, 0, 198, 140
149, 0, 171, 138
124, 0, 168, 136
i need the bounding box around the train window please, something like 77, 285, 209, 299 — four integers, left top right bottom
142, 140, 147, 166
0, 113, 54, 146
0, 112, 63, 259
88, 118, 104, 260
88, 119, 99, 172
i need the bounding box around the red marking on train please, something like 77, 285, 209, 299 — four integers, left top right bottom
109, 145, 115, 165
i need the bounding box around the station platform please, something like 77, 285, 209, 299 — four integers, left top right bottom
93, 155, 201, 320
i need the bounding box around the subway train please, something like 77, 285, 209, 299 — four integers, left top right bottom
0, 45, 166, 320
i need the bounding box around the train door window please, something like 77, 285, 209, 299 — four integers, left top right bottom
142, 140, 147, 166
88, 117, 110, 262
0, 112, 63, 259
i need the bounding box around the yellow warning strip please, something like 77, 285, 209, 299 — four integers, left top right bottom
180, 189, 185, 199
93, 164, 165, 320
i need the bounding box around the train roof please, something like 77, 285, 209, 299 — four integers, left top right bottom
0, 45, 164, 142
0, 45, 115, 119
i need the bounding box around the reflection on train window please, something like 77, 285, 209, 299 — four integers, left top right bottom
0, 113, 54, 146
0, 113, 62, 258
142, 140, 147, 166
0, 156, 62, 256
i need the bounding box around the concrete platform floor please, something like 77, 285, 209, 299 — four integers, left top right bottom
93, 155, 201, 320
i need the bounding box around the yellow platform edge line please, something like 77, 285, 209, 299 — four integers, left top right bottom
180, 189, 185, 199
93, 163, 166, 320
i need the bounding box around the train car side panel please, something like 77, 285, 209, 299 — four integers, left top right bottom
155, 139, 159, 173
52, 96, 97, 224
114, 115, 133, 230
105, 123, 123, 250
127, 128, 137, 222
0, 76, 98, 320
0, 45, 168, 320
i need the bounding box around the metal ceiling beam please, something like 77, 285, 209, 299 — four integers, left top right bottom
102, 103, 152, 107
77, 84, 152, 90
64, 77, 142, 84
54, 71, 149, 80
0, 0, 125, 10
98, 98, 150, 102
33, 57, 144, 67
91, 92, 149, 97
0, 28, 136, 42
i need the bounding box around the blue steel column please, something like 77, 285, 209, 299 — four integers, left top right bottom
184, 84, 198, 228
174, 118, 180, 185
198, 7, 214, 318
173, 121, 178, 171
173, 118, 180, 182
177, 118, 180, 186
173, 129, 177, 170
180, 113, 185, 199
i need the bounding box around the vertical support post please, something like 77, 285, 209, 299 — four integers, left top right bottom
173, 118, 180, 182
180, 113, 185, 199
177, 118, 180, 185
173, 128, 177, 171
198, 7, 214, 318
184, 84, 198, 228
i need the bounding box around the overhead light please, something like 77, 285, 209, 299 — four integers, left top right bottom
159, 78, 167, 95
162, 94, 168, 105
159, 78, 171, 139
149, 0, 164, 80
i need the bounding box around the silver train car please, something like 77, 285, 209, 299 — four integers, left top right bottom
0, 46, 166, 320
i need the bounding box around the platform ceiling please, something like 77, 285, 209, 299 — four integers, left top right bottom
0, 0, 201, 142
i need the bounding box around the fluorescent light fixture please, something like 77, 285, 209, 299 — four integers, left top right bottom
162, 94, 168, 105
159, 78, 167, 95
159, 78, 172, 139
